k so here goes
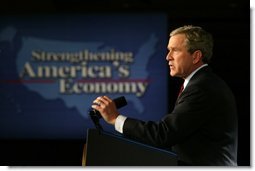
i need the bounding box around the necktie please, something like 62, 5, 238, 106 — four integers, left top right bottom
178, 84, 184, 97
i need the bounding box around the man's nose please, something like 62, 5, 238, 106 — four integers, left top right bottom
166, 52, 172, 61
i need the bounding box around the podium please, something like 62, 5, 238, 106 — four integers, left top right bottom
84, 129, 177, 166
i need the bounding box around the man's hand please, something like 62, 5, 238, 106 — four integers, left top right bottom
91, 96, 120, 125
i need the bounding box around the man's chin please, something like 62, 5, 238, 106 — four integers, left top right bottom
170, 72, 182, 78
170, 72, 176, 77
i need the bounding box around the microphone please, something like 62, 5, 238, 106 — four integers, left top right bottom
89, 96, 127, 131
112, 96, 128, 110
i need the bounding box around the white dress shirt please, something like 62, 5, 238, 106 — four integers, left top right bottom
115, 64, 208, 134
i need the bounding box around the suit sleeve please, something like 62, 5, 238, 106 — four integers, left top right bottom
123, 85, 214, 148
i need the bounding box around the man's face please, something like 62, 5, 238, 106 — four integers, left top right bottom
166, 34, 194, 79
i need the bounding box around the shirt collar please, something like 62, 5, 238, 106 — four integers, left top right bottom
183, 64, 208, 89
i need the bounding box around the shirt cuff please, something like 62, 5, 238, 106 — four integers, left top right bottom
114, 115, 127, 134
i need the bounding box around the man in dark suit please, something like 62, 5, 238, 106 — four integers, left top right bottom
91, 25, 238, 166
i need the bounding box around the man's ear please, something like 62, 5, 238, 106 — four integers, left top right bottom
192, 50, 203, 64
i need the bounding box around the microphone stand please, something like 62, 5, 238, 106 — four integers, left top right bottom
89, 109, 103, 133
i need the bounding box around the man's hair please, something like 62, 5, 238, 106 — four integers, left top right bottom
170, 25, 213, 63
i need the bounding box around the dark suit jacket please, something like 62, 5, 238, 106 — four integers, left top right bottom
123, 66, 238, 166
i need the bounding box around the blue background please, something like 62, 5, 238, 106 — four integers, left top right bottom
0, 14, 168, 139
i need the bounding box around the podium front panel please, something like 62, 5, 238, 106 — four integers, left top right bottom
85, 129, 177, 166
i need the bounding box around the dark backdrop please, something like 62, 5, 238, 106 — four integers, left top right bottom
0, 0, 250, 166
